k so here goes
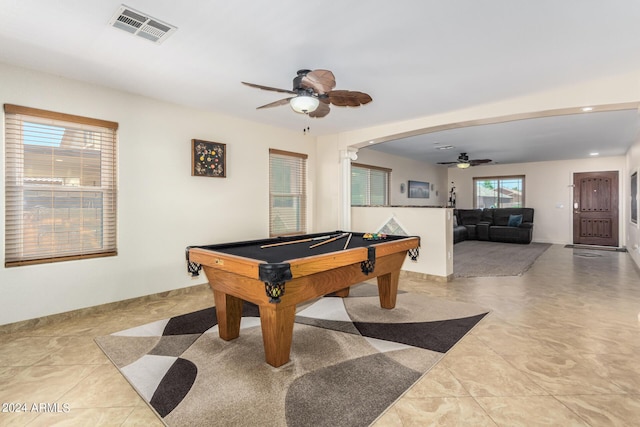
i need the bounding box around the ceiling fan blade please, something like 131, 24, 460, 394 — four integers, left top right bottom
470, 159, 492, 165
327, 90, 373, 107
256, 97, 293, 109
437, 161, 459, 165
242, 81, 296, 95
308, 102, 330, 118
301, 69, 336, 94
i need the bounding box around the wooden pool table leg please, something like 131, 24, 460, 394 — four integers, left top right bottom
333, 287, 350, 297
377, 269, 400, 309
212, 290, 243, 341
258, 304, 297, 367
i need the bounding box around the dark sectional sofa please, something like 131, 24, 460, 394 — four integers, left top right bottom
454, 208, 534, 244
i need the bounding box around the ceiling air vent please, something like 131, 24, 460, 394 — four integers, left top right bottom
109, 5, 177, 44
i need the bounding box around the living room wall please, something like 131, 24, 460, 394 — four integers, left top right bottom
315, 71, 640, 245
447, 156, 627, 245
0, 63, 315, 325
626, 135, 640, 268
354, 148, 447, 206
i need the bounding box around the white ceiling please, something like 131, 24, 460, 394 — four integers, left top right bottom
369, 109, 640, 165
1, 1, 640, 165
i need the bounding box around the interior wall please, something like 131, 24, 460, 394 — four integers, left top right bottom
352, 206, 453, 278
0, 63, 315, 325
354, 148, 448, 206
314, 134, 341, 231
447, 156, 626, 245
627, 135, 640, 267
314, 73, 640, 248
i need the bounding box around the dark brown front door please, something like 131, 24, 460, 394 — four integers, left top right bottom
573, 171, 619, 247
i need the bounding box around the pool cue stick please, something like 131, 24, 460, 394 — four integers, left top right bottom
260, 234, 335, 248
343, 233, 352, 250
309, 232, 349, 249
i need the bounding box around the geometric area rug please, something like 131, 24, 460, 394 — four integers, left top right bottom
95, 284, 489, 427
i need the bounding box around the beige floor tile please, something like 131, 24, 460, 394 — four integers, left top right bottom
405, 365, 470, 398
446, 334, 500, 358
556, 394, 640, 426
0, 409, 41, 426
121, 406, 165, 427
442, 353, 548, 397
501, 352, 626, 395
474, 396, 590, 426
58, 364, 142, 409
371, 407, 404, 426
25, 407, 134, 427
0, 336, 72, 366
527, 325, 640, 355
575, 353, 640, 394
34, 336, 111, 366
0, 365, 99, 404
390, 396, 498, 426
0, 244, 639, 425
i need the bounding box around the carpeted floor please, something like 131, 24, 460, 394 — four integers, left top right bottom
454, 240, 551, 278
96, 284, 489, 427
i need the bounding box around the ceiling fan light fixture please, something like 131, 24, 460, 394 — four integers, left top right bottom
456, 162, 471, 169
290, 95, 319, 114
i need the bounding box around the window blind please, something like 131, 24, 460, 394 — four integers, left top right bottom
4, 104, 118, 266
351, 163, 390, 206
269, 149, 307, 237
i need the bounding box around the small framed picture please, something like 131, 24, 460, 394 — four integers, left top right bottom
408, 180, 430, 199
192, 139, 226, 177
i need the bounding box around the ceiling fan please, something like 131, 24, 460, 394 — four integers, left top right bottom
242, 69, 372, 118
437, 153, 492, 168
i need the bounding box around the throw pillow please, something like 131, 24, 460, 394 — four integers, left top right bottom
453, 215, 458, 227
508, 214, 523, 227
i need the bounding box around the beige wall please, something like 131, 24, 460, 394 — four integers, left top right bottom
448, 157, 626, 244
316, 73, 640, 246
352, 206, 453, 278
627, 134, 640, 266
0, 63, 315, 325
2, 61, 639, 325
354, 148, 448, 207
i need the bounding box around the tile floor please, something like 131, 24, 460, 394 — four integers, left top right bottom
1, 244, 639, 426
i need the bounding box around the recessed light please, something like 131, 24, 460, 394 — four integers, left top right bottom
435, 145, 455, 150
590, 152, 599, 156
369, 140, 375, 144
582, 107, 593, 112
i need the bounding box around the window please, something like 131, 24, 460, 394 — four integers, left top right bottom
4, 104, 118, 266
473, 175, 525, 208
269, 149, 307, 236
351, 163, 390, 206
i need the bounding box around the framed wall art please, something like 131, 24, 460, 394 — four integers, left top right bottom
408, 180, 430, 199
192, 139, 226, 178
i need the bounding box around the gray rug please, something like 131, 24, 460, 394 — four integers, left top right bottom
96, 284, 489, 427
454, 240, 551, 278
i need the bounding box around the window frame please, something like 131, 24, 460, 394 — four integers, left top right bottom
4, 104, 118, 267
473, 175, 525, 209
351, 162, 391, 206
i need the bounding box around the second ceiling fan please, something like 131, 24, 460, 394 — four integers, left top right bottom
242, 69, 372, 118
438, 153, 492, 168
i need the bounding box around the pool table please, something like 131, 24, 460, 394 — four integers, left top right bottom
186, 231, 420, 367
